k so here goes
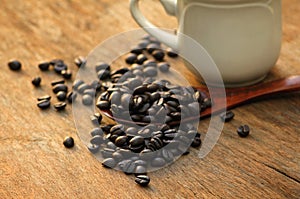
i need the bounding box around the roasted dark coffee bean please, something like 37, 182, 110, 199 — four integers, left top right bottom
110, 124, 125, 134
87, 143, 100, 154
143, 66, 157, 77
125, 53, 138, 64
38, 62, 50, 71
128, 78, 143, 89
95, 62, 110, 72
166, 48, 178, 58
102, 158, 116, 169
139, 149, 153, 160
131, 46, 144, 55
129, 136, 145, 147
237, 125, 250, 137
66, 91, 77, 103
90, 127, 103, 137
61, 69, 72, 79
54, 62, 68, 74
97, 69, 110, 80
101, 148, 115, 158
49, 59, 64, 66
51, 79, 65, 86
37, 99, 50, 109
96, 100, 110, 109
74, 56, 86, 68
90, 80, 102, 91
135, 175, 150, 187
143, 60, 157, 68
118, 159, 136, 174
152, 50, 165, 61
8, 60, 22, 71
56, 91, 67, 101
31, 77, 41, 87
90, 135, 103, 145
53, 102, 67, 111
220, 111, 235, 122
90, 113, 102, 125
158, 62, 170, 72
72, 79, 84, 90
37, 95, 51, 101
77, 83, 91, 94
111, 68, 130, 76
63, 137, 74, 148
151, 157, 166, 167
52, 84, 68, 94
191, 137, 201, 148
115, 136, 128, 147
136, 54, 148, 64
134, 165, 147, 176
146, 43, 160, 54
170, 112, 181, 121
112, 151, 123, 161
83, 88, 96, 96
100, 124, 114, 134
82, 94, 93, 106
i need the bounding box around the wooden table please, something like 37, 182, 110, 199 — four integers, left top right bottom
0, 0, 299, 198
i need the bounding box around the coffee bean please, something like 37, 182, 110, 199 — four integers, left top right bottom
151, 157, 166, 167
90, 127, 103, 137
49, 59, 64, 66
53, 102, 67, 111
135, 175, 150, 187
90, 135, 103, 145
83, 88, 96, 96
61, 69, 72, 79
158, 62, 170, 72
146, 43, 160, 54
143, 60, 157, 68
220, 111, 235, 122
136, 54, 148, 64
237, 125, 250, 137
191, 137, 201, 148
51, 79, 65, 86
37, 95, 51, 101
95, 62, 110, 72
90, 113, 102, 125
112, 151, 124, 161
161, 149, 174, 162
82, 94, 93, 106
129, 136, 145, 147
96, 100, 110, 109
138, 39, 150, 48
31, 77, 41, 87
56, 91, 67, 101
152, 50, 165, 61
74, 56, 86, 68
87, 143, 100, 154
118, 159, 136, 174
53, 84, 68, 94
101, 148, 115, 159
77, 83, 91, 94
110, 124, 125, 134
38, 62, 50, 71
66, 91, 77, 103
63, 137, 74, 148
102, 158, 116, 169
139, 149, 153, 160
8, 60, 22, 71
115, 135, 128, 147
54, 62, 68, 74
97, 69, 110, 80
143, 66, 157, 77
72, 79, 84, 90
125, 53, 137, 64
131, 46, 144, 55
37, 99, 50, 109
134, 165, 147, 176
166, 48, 178, 58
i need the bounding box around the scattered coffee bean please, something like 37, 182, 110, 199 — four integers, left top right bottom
136, 54, 148, 64
54, 102, 67, 111
72, 79, 84, 90
102, 158, 116, 169
8, 60, 22, 71
31, 77, 41, 87
166, 48, 178, 58
54, 62, 68, 74
74, 56, 86, 68
135, 175, 150, 186
66, 91, 77, 103
220, 111, 235, 122
125, 53, 137, 64
63, 137, 74, 148
37, 99, 50, 109
77, 83, 91, 94
146, 43, 160, 54
56, 91, 67, 101
82, 94, 93, 106
37, 95, 51, 101
51, 79, 65, 86
38, 62, 50, 71
61, 69, 72, 79
237, 125, 250, 138
95, 62, 110, 72
52, 83, 68, 94
158, 62, 170, 72
152, 50, 165, 61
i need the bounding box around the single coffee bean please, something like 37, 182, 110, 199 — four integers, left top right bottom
101, 148, 115, 159
131, 46, 144, 55
31, 77, 41, 87
110, 124, 125, 134
125, 53, 138, 64
152, 50, 165, 61
37, 95, 51, 101
90, 127, 103, 137
54, 62, 68, 74
95, 62, 110, 72
118, 159, 136, 174
83, 88, 96, 97
151, 157, 166, 167
77, 83, 91, 94
90, 135, 103, 145
134, 165, 147, 176
96, 100, 110, 110
90, 113, 102, 125
72, 79, 84, 90
82, 94, 93, 106
51, 79, 65, 86
61, 69, 72, 79
115, 135, 128, 147
63, 137, 74, 148
191, 137, 201, 148
146, 43, 160, 54
220, 111, 235, 122
87, 143, 100, 154
53, 102, 67, 111
158, 62, 170, 72
129, 136, 145, 147
136, 54, 148, 65
135, 175, 150, 187
161, 148, 174, 162
143, 66, 157, 77
112, 151, 124, 162
97, 69, 110, 80
37, 100, 50, 109
56, 91, 67, 101
166, 48, 178, 58
102, 158, 116, 169
237, 125, 250, 138
66, 91, 77, 103
38, 62, 50, 71
8, 60, 22, 71
74, 56, 86, 68
52, 84, 68, 94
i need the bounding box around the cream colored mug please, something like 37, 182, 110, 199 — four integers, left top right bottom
130, 0, 282, 86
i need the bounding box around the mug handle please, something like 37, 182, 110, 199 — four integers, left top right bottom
130, 0, 179, 51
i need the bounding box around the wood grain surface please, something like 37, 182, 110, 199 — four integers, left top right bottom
0, 0, 299, 198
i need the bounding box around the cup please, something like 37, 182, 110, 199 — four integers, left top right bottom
130, 0, 282, 87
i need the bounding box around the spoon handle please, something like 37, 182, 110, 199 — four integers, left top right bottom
198, 75, 300, 118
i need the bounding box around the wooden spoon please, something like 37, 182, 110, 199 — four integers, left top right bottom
100, 75, 300, 125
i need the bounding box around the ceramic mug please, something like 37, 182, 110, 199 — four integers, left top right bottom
130, 0, 282, 87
